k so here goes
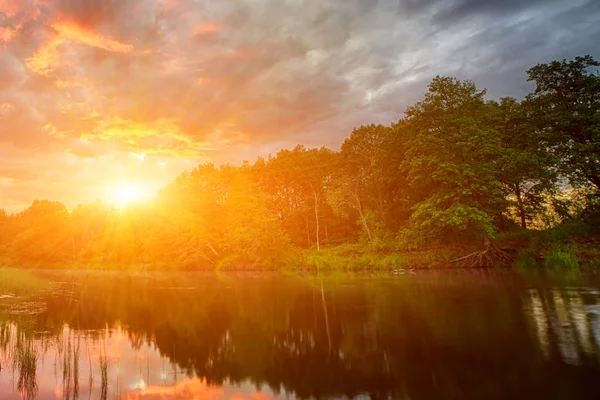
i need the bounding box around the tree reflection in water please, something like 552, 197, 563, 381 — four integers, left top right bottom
526, 288, 600, 365
0, 271, 599, 399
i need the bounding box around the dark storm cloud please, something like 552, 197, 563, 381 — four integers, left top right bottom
432, 0, 560, 24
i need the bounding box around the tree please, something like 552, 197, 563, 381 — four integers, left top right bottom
0, 209, 11, 260
327, 153, 375, 244
223, 173, 290, 264
332, 124, 407, 239
401, 76, 507, 245
10, 200, 73, 264
526, 55, 600, 193
492, 97, 558, 229
259, 146, 336, 250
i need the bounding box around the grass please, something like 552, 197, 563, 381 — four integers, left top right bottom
498, 219, 600, 270
292, 244, 409, 271
544, 247, 580, 269
16, 340, 38, 398
514, 248, 539, 269
0, 322, 40, 399
0, 268, 49, 296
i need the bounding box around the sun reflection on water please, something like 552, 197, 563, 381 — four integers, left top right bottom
0, 321, 282, 400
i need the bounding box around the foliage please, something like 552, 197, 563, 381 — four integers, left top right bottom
492, 97, 558, 229
223, 173, 291, 264
401, 77, 505, 243
544, 247, 579, 269
0, 55, 598, 269
526, 55, 600, 193
514, 249, 538, 269
298, 246, 407, 271
327, 124, 405, 243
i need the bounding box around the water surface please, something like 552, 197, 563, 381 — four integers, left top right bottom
1, 271, 599, 399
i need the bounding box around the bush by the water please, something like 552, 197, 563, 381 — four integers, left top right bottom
544, 248, 579, 269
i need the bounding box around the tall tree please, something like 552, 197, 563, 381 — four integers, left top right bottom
402, 76, 506, 244
341, 124, 408, 234
526, 55, 600, 193
259, 146, 336, 250
492, 97, 558, 229
327, 124, 408, 244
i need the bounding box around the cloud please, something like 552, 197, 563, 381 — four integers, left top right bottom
79, 116, 212, 157
26, 17, 134, 74
0, 0, 599, 210
0, 0, 41, 46
432, 0, 556, 24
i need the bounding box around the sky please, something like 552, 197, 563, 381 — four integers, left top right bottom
0, 0, 599, 212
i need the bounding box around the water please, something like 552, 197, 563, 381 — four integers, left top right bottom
0, 271, 599, 400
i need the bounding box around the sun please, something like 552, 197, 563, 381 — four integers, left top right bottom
109, 181, 152, 207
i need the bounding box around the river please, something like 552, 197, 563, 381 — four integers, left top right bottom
0, 270, 599, 399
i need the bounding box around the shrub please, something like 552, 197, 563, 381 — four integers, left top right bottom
514, 249, 538, 269
544, 249, 579, 269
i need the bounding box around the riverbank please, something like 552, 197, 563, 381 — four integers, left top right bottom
218, 222, 600, 271
0, 268, 49, 295
2, 223, 599, 272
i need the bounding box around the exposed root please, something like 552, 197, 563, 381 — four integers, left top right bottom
448, 238, 513, 268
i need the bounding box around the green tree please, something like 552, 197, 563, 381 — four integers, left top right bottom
333, 124, 408, 239
327, 154, 375, 244
492, 97, 558, 228
402, 76, 506, 243
526, 55, 600, 193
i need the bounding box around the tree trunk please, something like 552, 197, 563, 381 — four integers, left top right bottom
311, 184, 320, 251
515, 183, 527, 229
483, 234, 492, 250
356, 202, 373, 244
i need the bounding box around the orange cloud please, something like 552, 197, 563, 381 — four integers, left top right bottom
0, 0, 22, 18
0, 27, 16, 43
0, 0, 41, 45
78, 116, 213, 157
26, 19, 133, 74
194, 23, 222, 34
52, 20, 134, 53
25, 36, 64, 74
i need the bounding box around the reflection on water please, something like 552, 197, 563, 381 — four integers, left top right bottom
0, 323, 284, 400
526, 287, 600, 365
0, 271, 599, 400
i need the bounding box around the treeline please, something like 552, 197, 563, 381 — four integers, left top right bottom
1, 56, 599, 269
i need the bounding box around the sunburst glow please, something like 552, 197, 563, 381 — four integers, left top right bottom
109, 182, 153, 207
